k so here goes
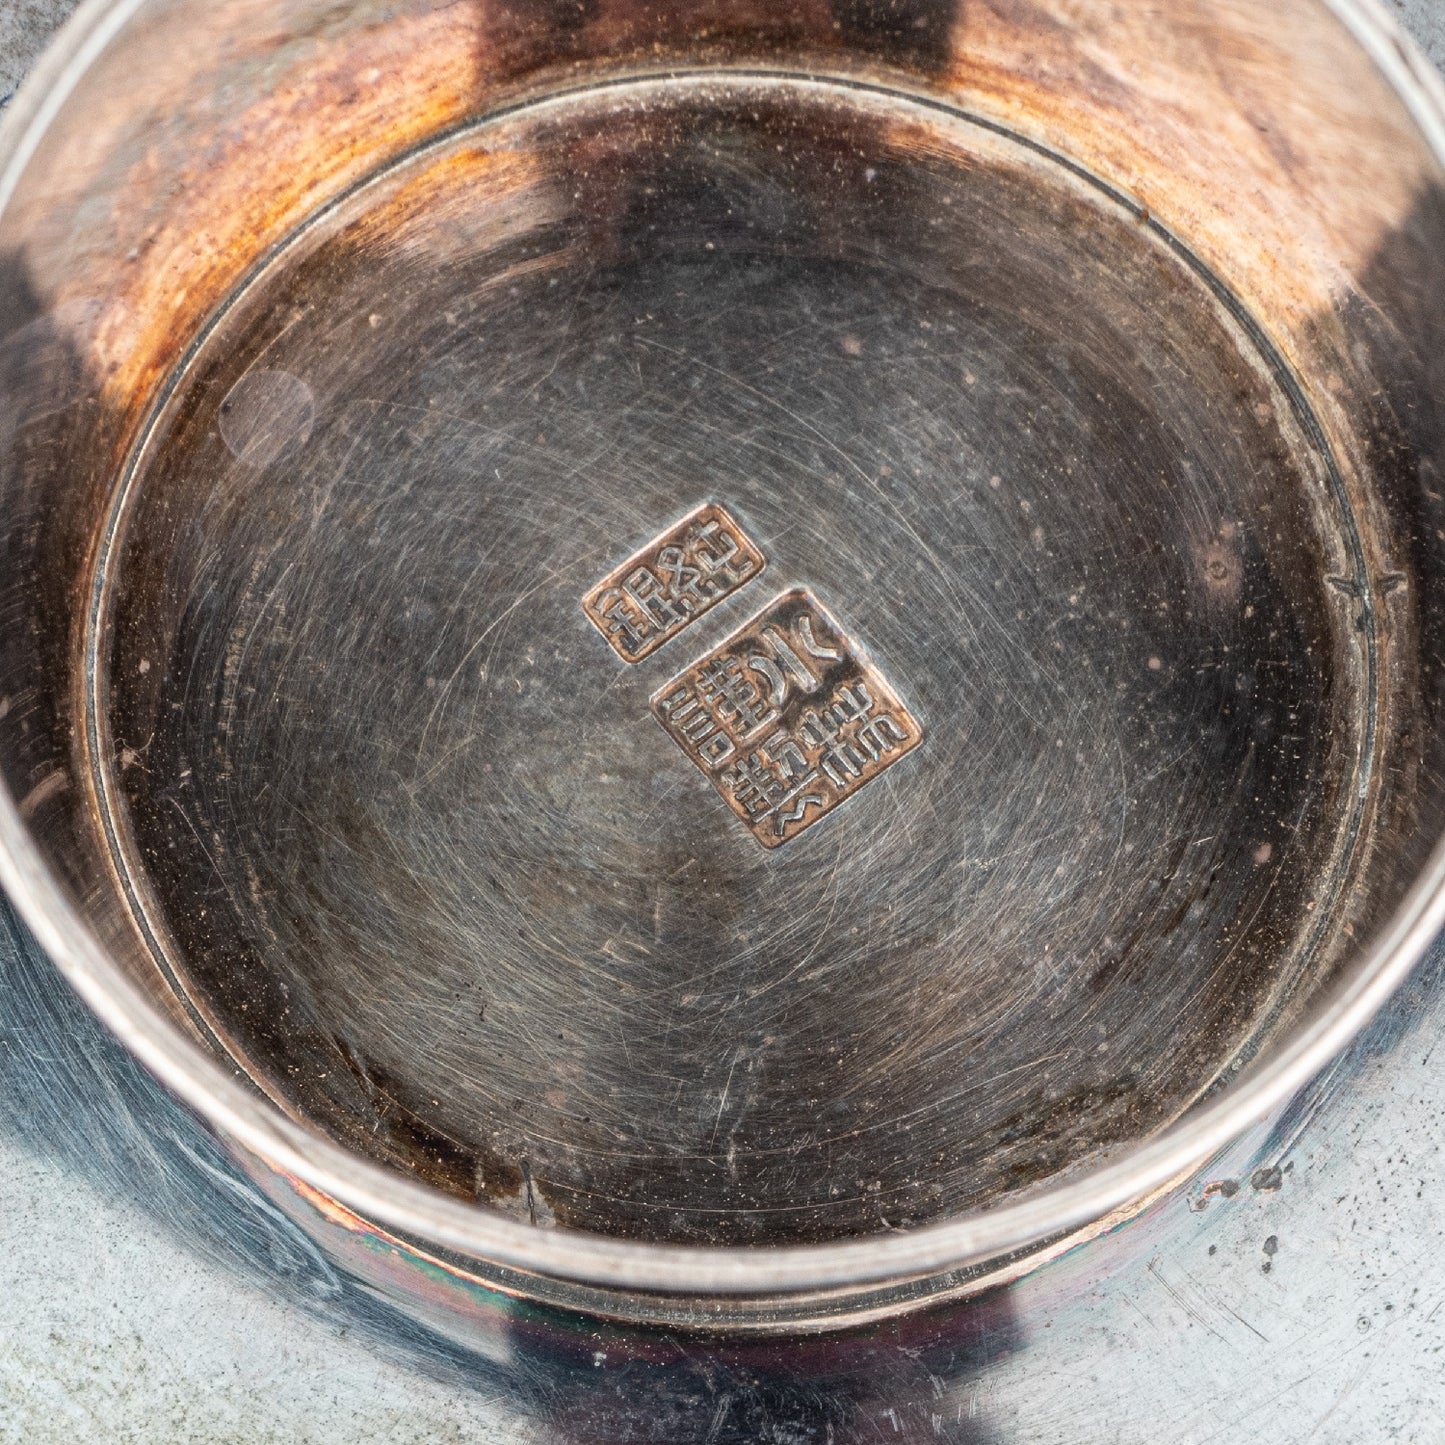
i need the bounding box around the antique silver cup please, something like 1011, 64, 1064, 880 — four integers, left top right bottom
2, 0, 1444, 1334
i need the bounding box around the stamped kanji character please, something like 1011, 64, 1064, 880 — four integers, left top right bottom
857, 709, 911, 762
653, 545, 704, 608
722, 734, 826, 837
761, 732, 826, 837
795, 611, 841, 663
800, 681, 909, 789
690, 517, 759, 589
649, 587, 923, 847
696, 655, 778, 737
744, 606, 847, 709
583, 504, 766, 663
593, 588, 653, 659
761, 731, 812, 786
622, 565, 688, 633
720, 751, 790, 820
772, 788, 827, 837
656, 682, 736, 764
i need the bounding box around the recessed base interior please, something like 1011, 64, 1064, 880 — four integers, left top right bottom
90, 75, 1370, 1248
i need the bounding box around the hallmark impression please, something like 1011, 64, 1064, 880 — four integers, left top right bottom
651, 590, 923, 848
581, 503, 765, 663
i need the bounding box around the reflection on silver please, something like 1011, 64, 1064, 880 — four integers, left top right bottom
218, 368, 316, 468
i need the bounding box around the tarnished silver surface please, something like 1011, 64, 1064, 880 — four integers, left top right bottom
6, 0, 1445, 1355
88, 60, 1383, 1266
4, 0, 1445, 1436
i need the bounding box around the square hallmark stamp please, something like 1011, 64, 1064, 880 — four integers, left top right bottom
582, 503, 765, 663
651, 589, 923, 848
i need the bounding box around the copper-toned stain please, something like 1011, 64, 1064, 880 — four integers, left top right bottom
936, 0, 1431, 342
44, 4, 489, 442
336, 142, 559, 262
652, 589, 923, 847
582, 503, 766, 663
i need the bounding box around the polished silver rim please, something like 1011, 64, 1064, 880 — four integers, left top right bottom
0, 0, 1443, 1297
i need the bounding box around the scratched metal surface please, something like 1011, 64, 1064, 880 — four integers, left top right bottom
89, 41, 1381, 1268
4, 0, 1445, 1439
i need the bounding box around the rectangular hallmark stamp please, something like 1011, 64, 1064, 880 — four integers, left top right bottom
582, 503, 765, 663
651, 589, 923, 848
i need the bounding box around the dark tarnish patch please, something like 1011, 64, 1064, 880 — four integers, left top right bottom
335, 1041, 490, 1199
469, 0, 961, 88
828, 0, 959, 73
0, 253, 120, 896
1251, 1163, 1285, 1193
1192, 1177, 1241, 1211
997, 1077, 1141, 1188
